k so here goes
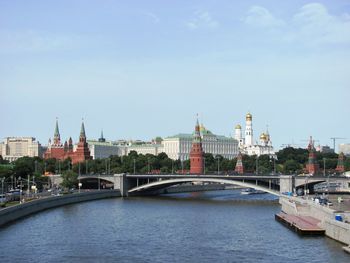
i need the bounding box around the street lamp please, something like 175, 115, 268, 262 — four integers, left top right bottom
18, 176, 22, 203
256, 156, 259, 175
78, 182, 82, 193
323, 158, 326, 177
1, 177, 4, 205
133, 158, 136, 174
203, 158, 206, 175
217, 156, 220, 175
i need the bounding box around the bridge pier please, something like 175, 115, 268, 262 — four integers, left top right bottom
279, 175, 294, 194
114, 174, 129, 197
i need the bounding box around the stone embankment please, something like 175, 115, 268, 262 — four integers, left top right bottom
0, 190, 120, 227
279, 196, 350, 247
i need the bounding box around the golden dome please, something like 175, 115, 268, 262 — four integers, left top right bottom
246, 112, 252, 120
235, 124, 241, 129
260, 133, 267, 140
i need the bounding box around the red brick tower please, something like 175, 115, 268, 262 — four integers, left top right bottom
306, 136, 319, 175
71, 121, 91, 164
336, 152, 345, 173
235, 152, 244, 174
190, 118, 204, 175
44, 119, 66, 159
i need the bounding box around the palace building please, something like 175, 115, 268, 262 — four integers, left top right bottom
44, 120, 91, 164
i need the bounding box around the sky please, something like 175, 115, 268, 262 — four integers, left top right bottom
1, 0, 349, 151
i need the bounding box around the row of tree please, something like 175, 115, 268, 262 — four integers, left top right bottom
0, 148, 349, 184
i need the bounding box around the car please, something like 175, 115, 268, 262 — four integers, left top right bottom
0, 194, 6, 203
6, 190, 21, 201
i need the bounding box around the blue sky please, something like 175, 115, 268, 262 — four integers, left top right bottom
1, 0, 349, 151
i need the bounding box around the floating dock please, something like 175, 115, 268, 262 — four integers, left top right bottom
275, 212, 325, 235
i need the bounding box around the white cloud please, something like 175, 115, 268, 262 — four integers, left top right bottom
143, 12, 160, 24
186, 10, 219, 30
290, 3, 350, 44
243, 5, 285, 28
243, 3, 350, 45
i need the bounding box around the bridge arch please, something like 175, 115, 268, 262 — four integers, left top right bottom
128, 178, 280, 196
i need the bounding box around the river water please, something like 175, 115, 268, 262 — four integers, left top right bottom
0, 190, 348, 263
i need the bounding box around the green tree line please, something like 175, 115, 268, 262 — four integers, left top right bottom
0, 148, 349, 182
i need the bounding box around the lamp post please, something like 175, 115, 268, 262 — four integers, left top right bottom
256, 156, 259, 175
133, 158, 136, 175
18, 176, 22, 203
203, 158, 206, 175
98, 174, 100, 191
323, 158, 326, 177
171, 160, 174, 174
78, 182, 82, 193
1, 177, 4, 205
217, 156, 220, 175
27, 174, 30, 196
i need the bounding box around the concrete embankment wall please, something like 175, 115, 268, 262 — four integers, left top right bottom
0, 190, 121, 227
280, 196, 350, 245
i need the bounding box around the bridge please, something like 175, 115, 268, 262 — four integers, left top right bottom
77, 174, 350, 197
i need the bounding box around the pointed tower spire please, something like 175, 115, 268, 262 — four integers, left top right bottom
53, 118, 61, 145
80, 119, 86, 141
98, 129, 106, 142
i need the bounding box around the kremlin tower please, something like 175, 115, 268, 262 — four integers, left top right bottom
306, 136, 319, 175
235, 152, 244, 174
336, 152, 345, 173
190, 118, 204, 174
71, 121, 91, 164
44, 119, 91, 165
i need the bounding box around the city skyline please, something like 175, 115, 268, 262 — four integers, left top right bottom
1, 0, 349, 150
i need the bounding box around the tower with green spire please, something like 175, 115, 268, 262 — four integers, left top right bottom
190, 117, 204, 174
53, 118, 61, 146
72, 120, 91, 164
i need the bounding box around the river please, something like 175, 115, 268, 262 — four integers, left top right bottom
0, 190, 348, 262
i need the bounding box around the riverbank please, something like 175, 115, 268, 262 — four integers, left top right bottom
279, 195, 350, 247
0, 190, 121, 227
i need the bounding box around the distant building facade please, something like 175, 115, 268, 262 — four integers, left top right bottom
162, 124, 238, 161
339, 144, 350, 156
88, 132, 125, 159
0, 137, 42, 162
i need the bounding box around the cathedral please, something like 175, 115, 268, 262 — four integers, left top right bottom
44, 119, 91, 164
234, 113, 275, 156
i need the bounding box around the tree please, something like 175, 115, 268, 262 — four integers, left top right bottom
61, 170, 78, 189
283, 160, 300, 174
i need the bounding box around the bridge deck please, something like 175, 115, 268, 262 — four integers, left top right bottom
275, 212, 325, 235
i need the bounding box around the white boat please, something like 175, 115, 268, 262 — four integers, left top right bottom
241, 188, 266, 195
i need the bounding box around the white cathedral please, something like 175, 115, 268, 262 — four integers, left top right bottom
234, 113, 275, 156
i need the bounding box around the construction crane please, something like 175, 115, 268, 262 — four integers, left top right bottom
330, 137, 346, 152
